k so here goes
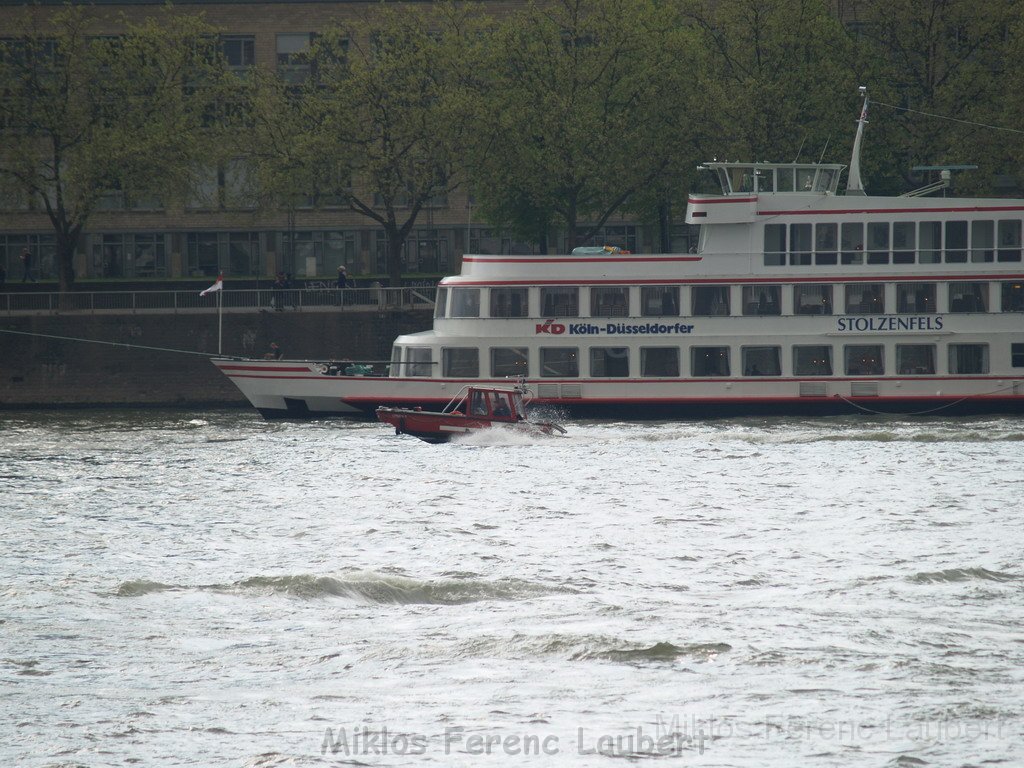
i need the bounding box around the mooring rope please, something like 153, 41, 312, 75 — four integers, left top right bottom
0, 327, 217, 357
834, 382, 1020, 417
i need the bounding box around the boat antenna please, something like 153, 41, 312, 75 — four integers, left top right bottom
792, 135, 806, 163
846, 86, 869, 196
817, 136, 831, 164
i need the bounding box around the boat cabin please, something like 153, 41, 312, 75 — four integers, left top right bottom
699, 161, 846, 196
463, 387, 524, 422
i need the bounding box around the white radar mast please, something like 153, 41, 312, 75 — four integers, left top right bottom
846, 86, 869, 196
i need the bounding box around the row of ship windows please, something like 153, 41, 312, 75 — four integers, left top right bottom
763, 220, 1024, 266
437, 282, 1024, 319
396, 343, 1024, 379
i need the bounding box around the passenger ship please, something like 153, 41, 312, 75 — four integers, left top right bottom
213, 93, 1024, 418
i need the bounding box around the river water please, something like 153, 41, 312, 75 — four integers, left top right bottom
3, 410, 1022, 767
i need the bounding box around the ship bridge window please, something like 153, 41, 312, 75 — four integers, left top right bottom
1001, 282, 1024, 311
442, 347, 479, 377
541, 287, 579, 317
540, 347, 579, 377
793, 345, 833, 376
590, 347, 629, 377
434, 287, 448, 318
896, 344, 936, 375
692, 286, 729, 316
692, 346, 730, 376
764, 224, 786, 266
790, 224, 812, 265
844, 345, 884, 376
406, 347, 433, 377
742, 346, 781, 376
841, 223, 864, 264
490, 287, 528, 317
591, 286, 629, 317
845, 283, 884, 314
450, 288, 480, 317
742, 285, 781, 316
945, 221, 968, 263
641, 347, 679, 377
972, 221, 994, 263
949, 344, 989, 374
896, 283, 936, 313
919, 221, 941, 263
949, 281, 988, 312
641, 286, 679, 316
794, 284, 833, 315
998, 220, 1022, 262
796, 168, 816, 191
867, 222, 890, 264
815, 223, 838, 265
777, 168, 794, 192
491, 347, 529, 377
815, 168, 836, 192
893, 222, 916, 264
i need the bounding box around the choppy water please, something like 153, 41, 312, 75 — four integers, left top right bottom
2, 410, 1022, 767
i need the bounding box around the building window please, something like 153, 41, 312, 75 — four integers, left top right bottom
793, 345, 832, 376
998, 220, 1022, 262
691, 346, 730, 376
434, 287, 447, 318
1002, 282, 1024, 312
896, 344, 936, 375
406, 347, 433, 377
640, 347, 679, 377
949, 282, 988, 312
540, 347, 579, 377
277, 33, 313, 83
944, 220, 968, 263
794, 284, 832, 315
641, 286, 679, 316
442, 347, 479, 377
186, 232, 260, 277
742, 346, 781, 376
278, 230, 356, 277
1011, 343, 1024, 368
450, 288, 480, 318
741, 285, 780, 315
490, 287, 528, 317
221, 35, 255, 70
692, 286, 729, 316
896, 283, 936, 313
845, 345, 884, 376
491, 347, 528, 378
408, 229, 449, 272
186, 160, 255, 210
845, 283, 884, 314
590, 286, 629, 317
590, 347, 629, 377
949, 344, 989, 374
540, 287, 579, 317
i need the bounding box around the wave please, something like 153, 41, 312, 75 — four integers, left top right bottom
578, 640, 732, 664
908, 567, 1021, 584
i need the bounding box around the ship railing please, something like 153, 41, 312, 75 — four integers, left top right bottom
0, 286, 436, 316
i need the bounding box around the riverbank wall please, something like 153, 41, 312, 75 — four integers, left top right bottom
0, 308, 432, 409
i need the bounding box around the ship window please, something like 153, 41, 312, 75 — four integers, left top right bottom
442, 347, 479, 377
692, 286, 729, 316
919, 221, 941, 263
691, 346, 730, 376
389, 345, 401, 377
540, 347, 578, 377
540, 286, 579, 317
796, 168, 816, 191
845, 345, 884, 376
816, 168, 836, 192
896, 283, 936, 314
641, 347, 679, 377
841, 222, 864, 264
1002, 282, 1024, 311
790, 223, 812, 265
777, 167, 794, 192
998, 220, 1022, 262
794, 345, 832, 376
764, 224, 786, 266
1012, 343, 1024, 368
949, 281, 988, 312
815, 223, 837, 265
490, 287, 528, 318
944, 221, 968, 263
742, 346, 781, 376
591, 286, 629, 317
949, 344, 989, 374
434, 287, 448, 318
641, 286, 679, 316
794, 284, 833, 315
450, 288, 480, 317
491, 347, 528, 377
893, 222, 916, 264
867, 222, 890, 264
845, 283, 884, 314
896, 344, 936, 375
406, 347, 433, 377
972, 221, 995, 263
742, 285, 781, 315
590, 347, 629, 377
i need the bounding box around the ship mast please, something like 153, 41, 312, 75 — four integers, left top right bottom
846, 86, 869, 196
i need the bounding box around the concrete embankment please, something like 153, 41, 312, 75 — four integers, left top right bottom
0, 308, 432, 409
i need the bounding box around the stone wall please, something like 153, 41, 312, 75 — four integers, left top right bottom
0, 308, 432, 408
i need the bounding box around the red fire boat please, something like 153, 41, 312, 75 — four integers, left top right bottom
376, 383, 567, 444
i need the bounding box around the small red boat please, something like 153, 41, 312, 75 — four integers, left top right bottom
376, 383, 567, 444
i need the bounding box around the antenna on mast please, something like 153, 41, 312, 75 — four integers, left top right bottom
846, 86, 868, 196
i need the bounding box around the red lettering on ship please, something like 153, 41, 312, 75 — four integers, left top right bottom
535, 321, 566, 335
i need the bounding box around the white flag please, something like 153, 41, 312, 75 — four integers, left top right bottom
200, 274, 223, 296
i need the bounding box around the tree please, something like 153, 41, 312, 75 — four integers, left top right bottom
0, 7, 231, 291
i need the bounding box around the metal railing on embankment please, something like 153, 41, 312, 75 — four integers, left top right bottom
0, 286, 436, 316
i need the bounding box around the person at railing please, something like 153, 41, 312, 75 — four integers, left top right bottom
272, 273, 286, 311
336, 265, 350, 307
263, 341, 283, 360
20, 248, 36, 283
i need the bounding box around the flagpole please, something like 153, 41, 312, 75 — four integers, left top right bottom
217, 288, 223, 355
